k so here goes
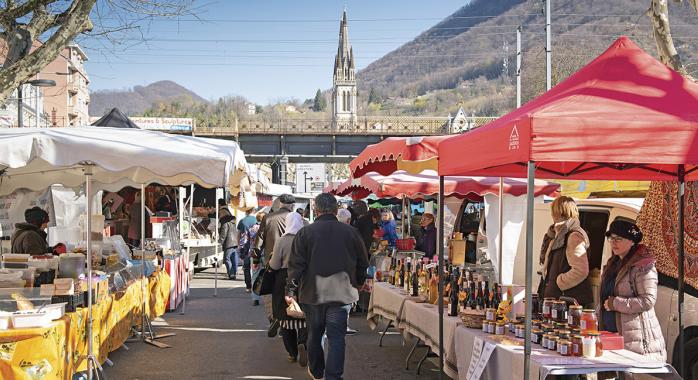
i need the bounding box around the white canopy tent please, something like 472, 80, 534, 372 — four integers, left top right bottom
0, 127, 250, 195
0, 126, 252, 379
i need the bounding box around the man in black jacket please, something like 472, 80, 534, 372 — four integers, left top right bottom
288, 193, 369, 380
350, 200, 375, 254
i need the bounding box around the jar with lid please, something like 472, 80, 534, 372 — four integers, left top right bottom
514, 324, 523, 338
532, 319, 542, 330
580, 309, 598, 334
557, 330, 570, 341
489, 321, 497, 334
554, 322, 568, 330
542, 298, 555, 320
588, 332, 603, 357
482, 321, 489, 333
571, 335, 583, 357
541, 323, 554, 334
532, 294, 541, 317
541, 334, 550, 348
495, 322, 506, 335
552, 300, 568, 323
532, 329, 543, 344
568, 305, 583, 327
486, 308, 497, 322
548, 336, 559, 351
558, 339, 572, 356
571, 328, 581, 336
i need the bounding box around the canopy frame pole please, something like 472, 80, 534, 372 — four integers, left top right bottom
83, 164, 105, 380
678, 164, 686, 377
437, 175, 445, 378
498, 178, 504, 284
214, 188, 220, 297
524, 161, 535, 380
140, 183, 147, 341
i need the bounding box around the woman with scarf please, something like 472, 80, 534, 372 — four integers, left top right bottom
600, 220, 666, 361
537, 196, 594, 308
269, 212, 308, 367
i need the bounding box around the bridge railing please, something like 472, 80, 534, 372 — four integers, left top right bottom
193, 116, 497, 136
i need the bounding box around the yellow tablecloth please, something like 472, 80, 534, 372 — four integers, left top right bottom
0, 270, 171, 380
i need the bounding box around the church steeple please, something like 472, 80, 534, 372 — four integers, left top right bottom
332, 9, 357, 126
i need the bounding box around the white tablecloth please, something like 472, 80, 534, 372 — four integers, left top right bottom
367, 282, 411, 329
453, 324, 680, 380
399, 300, 462, 379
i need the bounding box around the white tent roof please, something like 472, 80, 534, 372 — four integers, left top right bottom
0, 127, 250, 196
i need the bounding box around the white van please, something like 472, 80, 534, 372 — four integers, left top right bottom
504, 198, 690, 374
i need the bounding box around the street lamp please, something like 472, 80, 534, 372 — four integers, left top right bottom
18, 79, 56, 128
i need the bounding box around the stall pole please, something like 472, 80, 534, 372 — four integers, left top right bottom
678, 164, 686, 377
140, 183, 147, 341
523, 161, 535, 380
437, 175, 445, 378
498, 178, 504, 284
214, 188, 220, 297
83, 165, 104, 380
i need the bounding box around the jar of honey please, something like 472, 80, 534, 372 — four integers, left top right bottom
552, 300, 568, 323
568, 305, 583, 327
571, 335, 583, 357
588, 332, 603, 357
558, 339, 572, 356
532, 329, 543, 344
541, 334, 549, 348
495, 322, 506, 335
542, 298, 555, 320
580, 309, 598, 334
548, 336, 559, 351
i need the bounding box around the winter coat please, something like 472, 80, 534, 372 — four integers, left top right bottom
10, 223, 49, 255
353, 214, 375, 253
255, 207, 291, 265
600, 244, 666, 361
271, 234, 300, 321
538, 218, 593, 307
416, 224, 437, 258
287, 214, 369, 306
380, 220, 398, 246
218, 215, 238, 250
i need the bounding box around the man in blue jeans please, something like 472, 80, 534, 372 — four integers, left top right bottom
287, 193, 369, 380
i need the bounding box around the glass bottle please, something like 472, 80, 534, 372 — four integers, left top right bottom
411, 263, 420, 296
580, 309, 598, 334
448, 268, 460, 317
483, 278, 491, 309
405, 261, 412, 292
491, 283, 501, 310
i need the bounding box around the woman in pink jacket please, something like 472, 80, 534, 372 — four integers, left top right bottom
600, 220, 666, 361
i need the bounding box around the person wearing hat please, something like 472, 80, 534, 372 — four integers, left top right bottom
255, 193, 296, 337
11, 207, 50, 255
600, 220, 666, 361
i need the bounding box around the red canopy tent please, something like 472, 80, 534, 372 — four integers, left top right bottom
334, 170, 560, 200
437, 36, 698, 377
349, 135, 453, 178
439, 37, 698, 181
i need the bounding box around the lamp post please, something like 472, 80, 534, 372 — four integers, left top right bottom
18, 79, 55, 128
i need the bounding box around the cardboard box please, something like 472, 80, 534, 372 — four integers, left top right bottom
449, 240, 467, 265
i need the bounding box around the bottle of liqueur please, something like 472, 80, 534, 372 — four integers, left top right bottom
404, 261, 412, 292
418, 263, 427, 295
483, 278, 491, 309
476, 277, 485, 311
448, 267, 460, 317
399, 260, 405, 288
412, 263, 420, 297
492, 283, 501, 310
394, 259, 402, 287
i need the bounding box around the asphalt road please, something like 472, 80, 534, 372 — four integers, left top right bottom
103, 268, 441, 380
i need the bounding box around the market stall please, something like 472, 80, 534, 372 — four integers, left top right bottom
437, 36, 698, 378
0, 126, 252, 378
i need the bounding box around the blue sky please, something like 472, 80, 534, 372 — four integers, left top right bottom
82, 0, 467, 104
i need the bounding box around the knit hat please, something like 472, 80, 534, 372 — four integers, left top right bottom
25, 207, 49, 226
605, 220, 643, 244
278, 194, 296, 205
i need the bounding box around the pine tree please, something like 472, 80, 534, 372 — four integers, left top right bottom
368, 87, 382, 105
312, 89, 327, 111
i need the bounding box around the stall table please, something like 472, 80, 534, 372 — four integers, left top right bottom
0, 271, 170, 380
453, 323, 679, 380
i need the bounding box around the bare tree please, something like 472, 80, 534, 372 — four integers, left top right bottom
0, 0, 192, 104
647, 0, 697, 78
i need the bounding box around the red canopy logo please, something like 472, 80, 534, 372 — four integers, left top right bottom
509, 125, 520, 151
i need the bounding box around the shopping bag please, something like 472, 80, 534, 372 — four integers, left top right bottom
286, 298, 305, 319
253, 266, 275, 295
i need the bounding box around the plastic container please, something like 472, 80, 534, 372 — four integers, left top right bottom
39, 303, 66, 320
582, 335, 596, 358
11, 311, 51, 328
58, 253, 86, 279
0, 313, 10, 329
599, 331, 625, 350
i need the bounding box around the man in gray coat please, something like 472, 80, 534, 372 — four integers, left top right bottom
287, 193, 369, 380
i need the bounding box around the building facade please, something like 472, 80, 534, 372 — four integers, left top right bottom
42, 44, 90, 127
332, 10, 357, 126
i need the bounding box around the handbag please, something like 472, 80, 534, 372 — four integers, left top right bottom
253, 265, 275, 296
286, 298, 305, 319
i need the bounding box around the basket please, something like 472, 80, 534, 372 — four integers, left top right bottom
460, 312, 486, 329
396, 238, 416, 251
